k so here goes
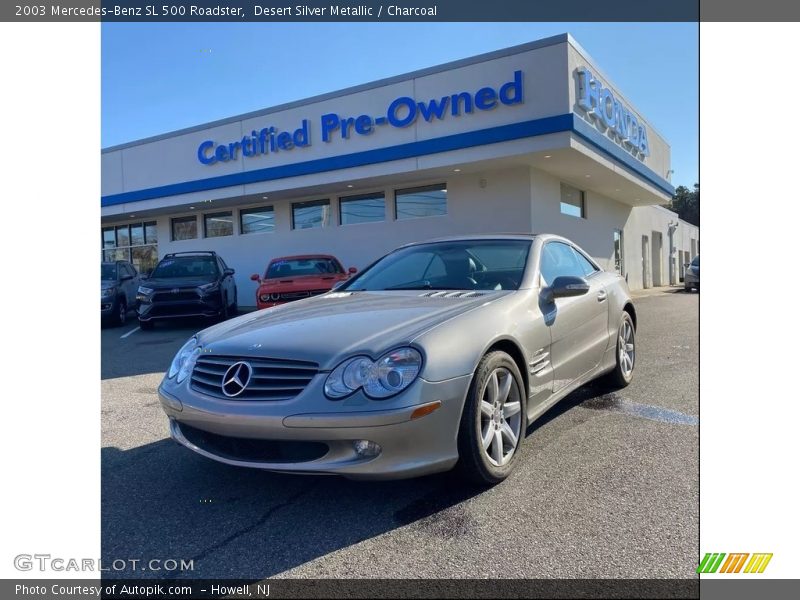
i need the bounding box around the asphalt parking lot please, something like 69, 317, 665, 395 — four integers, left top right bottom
101, 289, 698, 580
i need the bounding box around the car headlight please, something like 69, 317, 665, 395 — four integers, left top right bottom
101, 287, 116, 298
167, 337, 200, 383
198, 282, 219, 295
137, 285, 153, 295
324, 347, 422, 400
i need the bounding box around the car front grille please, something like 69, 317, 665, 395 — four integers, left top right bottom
190, 355, 319, 401
153, 289, 199, 302
178, 423, 328, 463
260, 289, 329, 303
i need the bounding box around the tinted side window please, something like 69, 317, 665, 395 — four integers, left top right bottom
571, 248, 599, 277
540, 242, 585, 285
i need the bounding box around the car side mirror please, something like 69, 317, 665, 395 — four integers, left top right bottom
541, 275, 590, 304
684, 263, 690, 268
250, 273, 260, 282
348, 266, 358, 275
224, 268, 235, 276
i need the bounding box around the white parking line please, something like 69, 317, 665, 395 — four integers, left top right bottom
120, 326, 140, 339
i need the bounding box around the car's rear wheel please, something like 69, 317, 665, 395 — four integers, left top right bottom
456, 351, 526, 486
602, 312, 636, 389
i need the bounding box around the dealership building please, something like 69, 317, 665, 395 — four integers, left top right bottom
101, 33, 699, 303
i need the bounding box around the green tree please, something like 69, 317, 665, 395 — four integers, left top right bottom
670, 183, 699, 226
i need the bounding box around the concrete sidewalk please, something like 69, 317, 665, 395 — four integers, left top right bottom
630, 285, 689, 299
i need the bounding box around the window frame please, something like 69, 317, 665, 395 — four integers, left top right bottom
539, 240, 600, 285
394, 183, 448, 220
170, 216, 198, 241
203, 210, 234, 238
291, 199, 331, 230
559, 182, 586, 219
239, 205, 276, 235
338, 192, 387, 226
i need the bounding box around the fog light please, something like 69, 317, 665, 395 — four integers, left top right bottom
353, 440, 381, 458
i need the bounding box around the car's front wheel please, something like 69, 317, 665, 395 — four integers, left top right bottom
113, 298, 127, 327
457, 351, 526, 486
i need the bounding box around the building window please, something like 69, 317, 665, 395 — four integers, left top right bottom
339, 192, 386, 225
240, 205, 275, 234
613, 229, 625, 275
171, 216, 197, 241
395, 184, 447, 219
101, 220, 159, 273
560, 183, 585, 218
204, 211, 233, 238
292, 199, 330, 230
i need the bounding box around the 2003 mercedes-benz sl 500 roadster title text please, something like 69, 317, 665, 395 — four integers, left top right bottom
159, 234, 637, 484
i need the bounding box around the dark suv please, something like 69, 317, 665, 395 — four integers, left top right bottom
136, 251, 238, 330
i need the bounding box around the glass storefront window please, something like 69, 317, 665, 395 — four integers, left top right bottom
115, 224, 130, 247
613, 230, 624, 275
102, 227, 115, 249
145, 221, 158, 244
130, 223, 145, 246
339, 193, 386, 225
240, 206, 275, 234
131, 245, 159, 274
395, 184, 447, 219
560, 183, 585, 218
204, 211, 233, 238
292, 199, 330, 229
171, 216, 197, 241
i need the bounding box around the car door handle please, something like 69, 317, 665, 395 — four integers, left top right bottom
597, 290, 608, 302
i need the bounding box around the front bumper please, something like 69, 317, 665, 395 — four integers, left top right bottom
159, 373, 471, 480
138, 294, 223, 321
684, 271, 700, 288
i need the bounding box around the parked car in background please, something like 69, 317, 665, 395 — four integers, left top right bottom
251, 254, 355, 309
684, 255, 699, 292
101, 261, 141, 326
160, 234, 637, 484
136, 251, 238, 330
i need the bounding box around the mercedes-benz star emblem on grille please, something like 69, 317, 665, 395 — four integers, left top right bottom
221, 362, 252, 397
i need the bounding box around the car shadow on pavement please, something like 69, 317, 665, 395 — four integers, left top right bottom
101, 440, 486, 579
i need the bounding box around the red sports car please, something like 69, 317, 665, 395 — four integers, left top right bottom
251, 254, 355, 309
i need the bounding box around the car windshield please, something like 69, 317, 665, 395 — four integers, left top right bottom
343, 240, 531, 292
267, 257, 343, 278
101, 264, 117, 280
691, 255, 700, 267
151, 257, 218, 279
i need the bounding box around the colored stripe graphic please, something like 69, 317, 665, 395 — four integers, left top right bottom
698, 552, 772, 574
720, 553, 749, 573
744, 553, 773, 574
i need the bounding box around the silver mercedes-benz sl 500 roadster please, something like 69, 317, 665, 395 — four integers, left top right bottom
159, 234, 636, 484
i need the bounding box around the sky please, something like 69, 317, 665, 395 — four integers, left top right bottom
102, 22, 699, 188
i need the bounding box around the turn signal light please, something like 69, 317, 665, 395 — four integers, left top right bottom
410, 401, 442, 420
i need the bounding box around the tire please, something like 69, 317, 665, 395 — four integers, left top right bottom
229, 289, 238, 316
218, 293, 229, 322
113, 298, 127, 327
138, 318, 155, 331
456, 351, 527, 486
601, 311, 636, 389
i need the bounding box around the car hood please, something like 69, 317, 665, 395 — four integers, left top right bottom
144, 276, 215, 289
197, 290, 508, 369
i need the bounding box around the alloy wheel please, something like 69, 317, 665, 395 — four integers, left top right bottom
479, 367, 522, 467
619, 319, 635, 377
